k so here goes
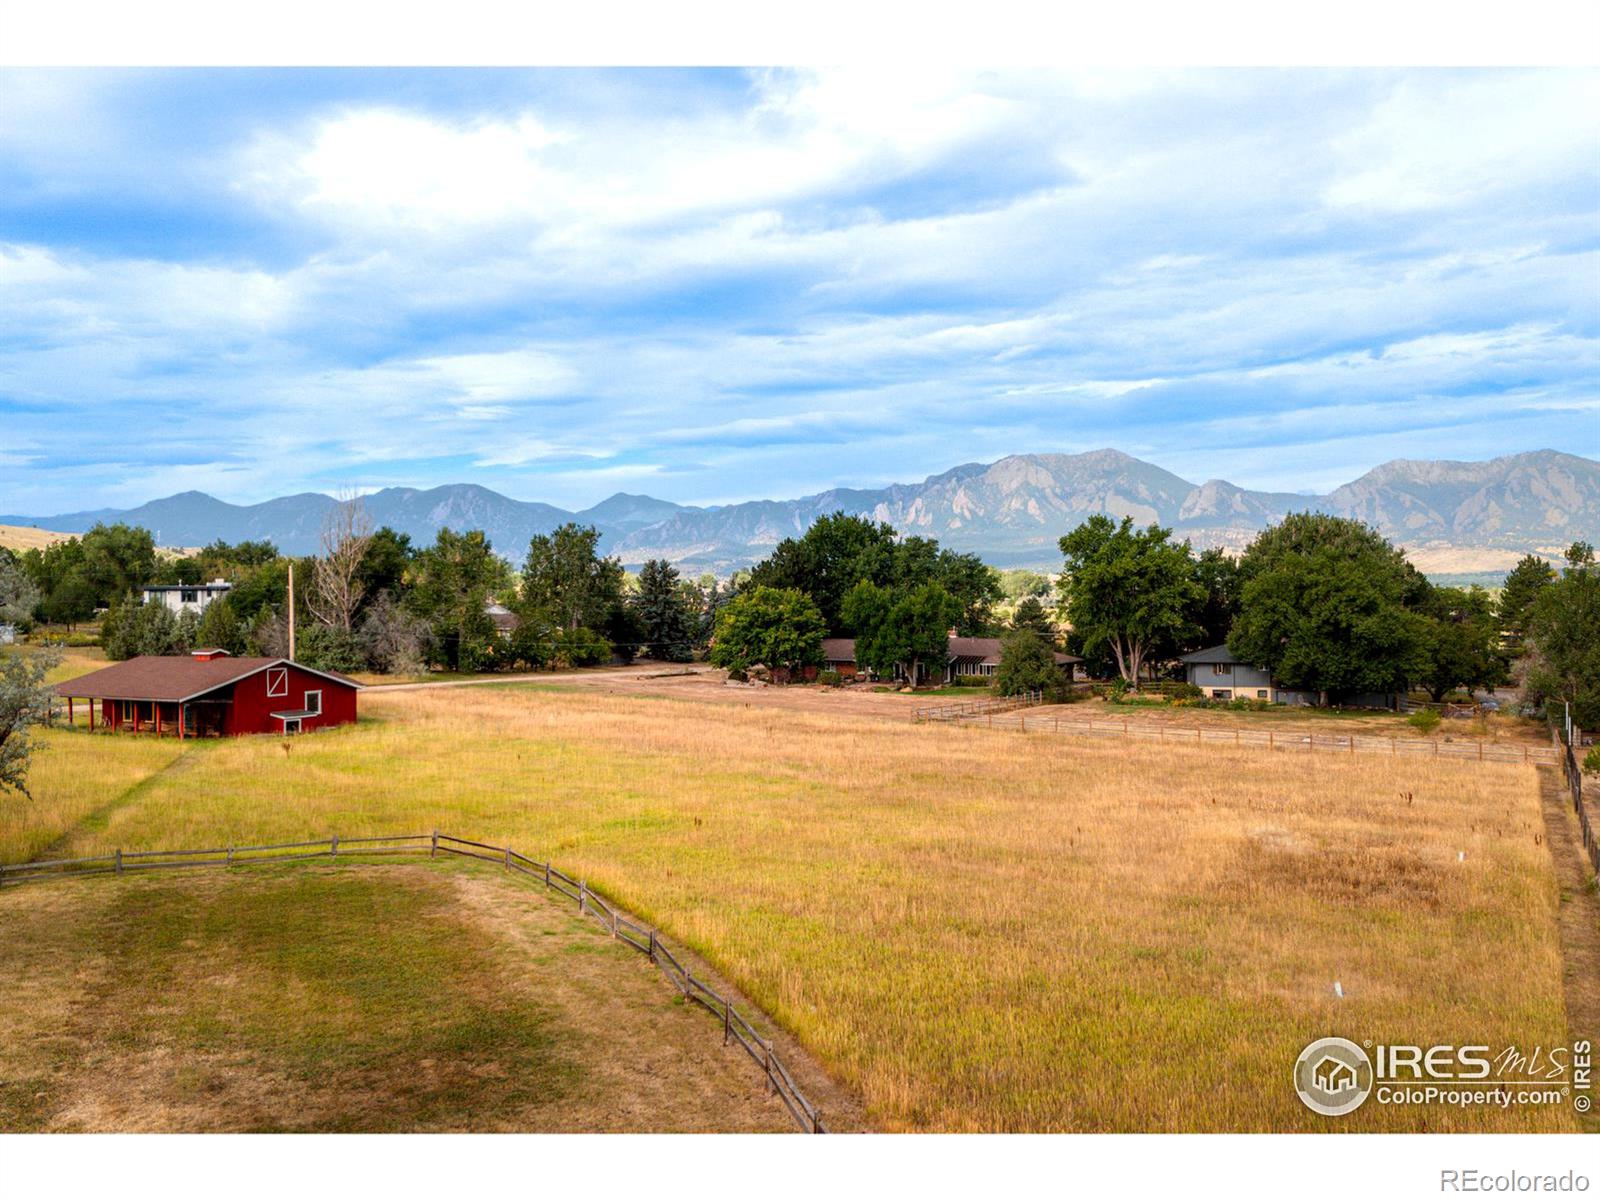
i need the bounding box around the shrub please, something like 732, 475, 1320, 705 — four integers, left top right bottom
1407, 708, 1442, 734
953, 673, 991, 688
1583, 746, 1600, 776
818, 669, 842, 687
551, 626, 610, 669
1107, 677, 1130, 701
1170, 681, 1203, 700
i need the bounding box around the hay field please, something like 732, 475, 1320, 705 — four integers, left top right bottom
0, 860, 804, 1132
0, 524, 72, 553
17, 686, 1579, 1132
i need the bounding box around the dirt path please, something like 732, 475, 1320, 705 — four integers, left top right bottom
1537, 767, 1600, 1133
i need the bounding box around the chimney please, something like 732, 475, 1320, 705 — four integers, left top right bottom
947, 627, 958, 638
191, 648, 231, 661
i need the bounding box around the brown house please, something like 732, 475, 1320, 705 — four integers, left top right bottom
819, 636, 1082, 685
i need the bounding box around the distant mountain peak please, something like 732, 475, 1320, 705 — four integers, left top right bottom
4, 448, 1593, 571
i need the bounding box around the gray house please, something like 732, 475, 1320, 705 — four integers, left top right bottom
1179, 644, 1398, 709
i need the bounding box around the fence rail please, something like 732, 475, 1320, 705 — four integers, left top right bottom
931, 709, 1561, 766
0, 829, 825, 1134
1552, 720, 1598, 876
912, 688, 1043, 724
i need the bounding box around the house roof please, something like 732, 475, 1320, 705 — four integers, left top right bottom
1180, 644, 1245, 665
54, 656, 361, 703
821, 637, 856, 661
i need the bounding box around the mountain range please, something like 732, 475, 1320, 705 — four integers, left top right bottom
5, 449, 1596, 579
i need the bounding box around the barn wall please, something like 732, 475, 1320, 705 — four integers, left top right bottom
223, 664, 358, 735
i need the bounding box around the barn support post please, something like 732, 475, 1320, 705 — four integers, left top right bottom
89, 701, 94, 731
155, 705, 162, 737
67, 697, 73, 727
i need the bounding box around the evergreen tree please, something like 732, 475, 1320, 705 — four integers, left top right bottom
1498, 554, 1557, 650
632, 559, 694, 662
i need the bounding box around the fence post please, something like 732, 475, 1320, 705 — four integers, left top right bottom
579, 880, 587, 914
227, 846, 234, 866
765, 1045, 776, 1093
430, 830, 438, 858
544, 861, 551, 889
331, 834, 339, 857
724, 1002, 731, 1044
115, 848, 123, 875
649, 928, 657, 963
504, 846, 512, 869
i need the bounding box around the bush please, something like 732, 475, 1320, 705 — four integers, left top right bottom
1170, 681, 1203, 700
1107, 677, 1130, 701
1583, 746, 1600, 776
953, 673, 991, 688
551, 626, 610, 669
296, 624, 365, 675
818, 669, 842, 687
1407, 708, 1442, 734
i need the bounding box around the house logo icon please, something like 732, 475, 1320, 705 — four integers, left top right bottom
1294, 1037, 1374, 1116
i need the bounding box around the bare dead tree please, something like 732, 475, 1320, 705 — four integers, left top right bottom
309, 493, 375, 631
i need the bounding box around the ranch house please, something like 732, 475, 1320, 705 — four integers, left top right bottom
1179, 644, 1400, 710
54, 649, 361, 737
822, 635, 1083, 685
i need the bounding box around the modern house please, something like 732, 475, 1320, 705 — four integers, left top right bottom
1179, 644, 1398, 709
140, 578, 233, 615
53, 649, 361, 737
821, 635, 1082, 685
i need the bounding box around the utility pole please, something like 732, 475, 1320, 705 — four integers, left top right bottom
288, 560, 296, 661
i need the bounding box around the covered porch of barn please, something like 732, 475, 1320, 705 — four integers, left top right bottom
56, 689, 232, 738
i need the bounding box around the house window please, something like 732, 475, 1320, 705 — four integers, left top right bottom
266, 668, 288, 697
180, 589, 198, 605
1257, 689, 1269, 700
304, 689, 322, 716
1213, 689, 1232, 700
1211, 663, 1229, 675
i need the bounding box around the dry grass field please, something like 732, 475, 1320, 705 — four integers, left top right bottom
0, 524, 72, 553
10, 683, 1582, 1133
0, 859, 807, 1132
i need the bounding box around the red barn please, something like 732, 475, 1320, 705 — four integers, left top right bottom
54, 650, 361, 738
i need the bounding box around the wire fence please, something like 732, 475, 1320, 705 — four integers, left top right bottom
1552, 719, 1598, 876
925, 708, 1561, 766
0, 830, 826, 1134
911, 688, 1044, 724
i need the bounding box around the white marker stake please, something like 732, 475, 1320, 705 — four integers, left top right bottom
1333, 981, 1344, 999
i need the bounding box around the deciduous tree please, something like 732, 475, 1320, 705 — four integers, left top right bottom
1057, 515, 1202, 686
709, 586, 825, 677
843, 580, 961, 687
0, 647, 60, 797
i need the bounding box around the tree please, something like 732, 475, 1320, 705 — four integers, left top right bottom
1188, 547, 1241, 651
1, 647, 60, 797
194, 597, 245, 655
22, 539, 96, 626
1498, 554, 1557, 650
843, 579, 961, 687
748, 512, 898, 634
102, 598, 184, 660
995, 628, 1065, 698
632, 559, 694, 662
1057, 515, 1202, 686
0, 554, 40, 629
409, 529, 509, 670
355, 527, 414, 616
309, 496, 375, 631
1524, 548, 1600, 729
357, 591, 434, 675
997, 569, 1052, 602
708, 586, 826, 677
1010, 595, 1057, 643
79, 523, 158, 608
1416, 585, 1506, 702
521, 524, 625, 633
296, 624, 365, 674
1227, 513, 1429, 701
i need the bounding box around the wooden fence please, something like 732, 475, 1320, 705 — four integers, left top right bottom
930, 710, 1561, 766
0, 830, 826, 1134
911, 688, 1043, 724
1552, 720, 1598, 876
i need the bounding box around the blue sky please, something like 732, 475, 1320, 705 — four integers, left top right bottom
1, 67, 1596, 515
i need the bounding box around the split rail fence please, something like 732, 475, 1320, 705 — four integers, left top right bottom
923, 708, 1561, 766
0, 830, 826, 1133
1552, 717, 1598, 876
911, 688, 1043, 724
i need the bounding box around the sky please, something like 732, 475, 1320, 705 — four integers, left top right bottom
0, 67, 1596, 516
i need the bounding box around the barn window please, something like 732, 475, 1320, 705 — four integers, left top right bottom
121, 701, 135, 722
304, 689, 322, 716
266, 668, 288, 697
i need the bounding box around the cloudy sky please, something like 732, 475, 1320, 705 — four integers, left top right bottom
1, 67, 1596, 515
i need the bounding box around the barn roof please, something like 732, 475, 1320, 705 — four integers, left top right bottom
54, 656, 361, 703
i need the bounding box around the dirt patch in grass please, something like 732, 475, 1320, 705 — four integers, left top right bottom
0, 862, 815, 1132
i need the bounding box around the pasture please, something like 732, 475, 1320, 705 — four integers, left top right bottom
0, 859, 808, 1132
7, 684, 1582, 1132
